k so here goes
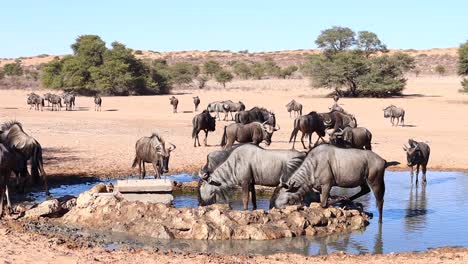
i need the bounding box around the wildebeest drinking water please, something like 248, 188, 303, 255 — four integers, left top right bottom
383, 105, 405, 126
192, 110, 216, 147
198, 144, 306, 209
221, 121, 280, 149
0, 121, 49, 196
132, 132, 176, 179
289, 111, 326, 149
271, 144, 398, 223
193, 96, 200, 111
169, 96, 179, 113
330, 127, 372, 150
286, 99, 303, 118
94, 95, 102, 111
403, 139, 430, 184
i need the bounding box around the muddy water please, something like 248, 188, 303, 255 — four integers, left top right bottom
29, 171, 468, 255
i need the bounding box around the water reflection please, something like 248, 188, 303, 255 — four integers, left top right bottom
405, 184, 427, 233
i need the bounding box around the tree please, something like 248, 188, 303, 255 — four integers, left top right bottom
197, 75, 208, 89
435, 65, 446, 76
0, 69, 4, 80
279, 65, 298, 79
233, 62, 251, 79
3, 60, 23, 76
315, 26, 355, 52
458, 41, 468, 92
203, 60, 222, 76
71, 35, 106, 68
263, 60, 281, 77
356, 31, 387, 57
41, 58, 63, 88
215, 70, 233, 88
251, 63, 266, 80
170, 62, 199, 87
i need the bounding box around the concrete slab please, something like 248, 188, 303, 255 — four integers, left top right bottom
116, 179, 173, 193
121, 193, 174, 205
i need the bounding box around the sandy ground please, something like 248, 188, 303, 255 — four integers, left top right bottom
0, 76, 467, 179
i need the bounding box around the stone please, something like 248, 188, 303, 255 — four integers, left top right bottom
120, 193, 173, 205
116, 179, 173, 193
24, 199, 61, 218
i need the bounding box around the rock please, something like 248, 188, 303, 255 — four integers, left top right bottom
24, 199, 61, 218
120, 193, 173, 205
88, 183, 108, 194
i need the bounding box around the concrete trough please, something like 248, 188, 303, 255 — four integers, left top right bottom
115, 179, 174, 205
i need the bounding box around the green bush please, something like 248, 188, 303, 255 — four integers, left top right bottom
3, 60, 23, 76
215, 70, 233, 88
461, 78, 468, 93
169, 62, 199, 87
134, 50, 143, 55
233, 62, 251, 79
203, 60, 222, 76
197, 75, 209, 89
458, 41, 468, 92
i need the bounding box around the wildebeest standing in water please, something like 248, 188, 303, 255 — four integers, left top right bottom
192, 110, 216, 147
383, 105, 405, 126
94, 95, 102, 111
198, 144, 306, 209
132, 133, 176, 179
330, 127, 372, 150
169, 96, 179, 113
0, 121, 49, 196
270, 144, 398, 223
235, 107, 276, 127
289, 112, 325, 149
286, 99, 303, 118
221, 121, 280, 149
403, 139, 430, 184
193, 96, 201, 111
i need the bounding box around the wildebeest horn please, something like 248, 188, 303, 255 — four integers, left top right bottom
324, 119, 332, 125
168, 143, 176, 152
402, 144, 409, 151
274, 124, 280, 131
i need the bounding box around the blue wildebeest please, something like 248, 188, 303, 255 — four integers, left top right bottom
235, 107, 276, 127
286, 99, 303, 118
223, 100, 245, 121
330, 127, 372, 150
48, 94, 62, 111
192, 110, 216, 147
289, 112, 326, 149
27, 93, 44, 111
94, 95, 102, 111
198, 143, 306, 210
270, 144, 399, 223
220, 121, 280, 149
383, 105, 405, 126
131, 132, 176, 179
207, 101, 229, 120
193, 96, 201, 112
319, 111, 357, 135
169, 96, 179, 113
63, 93, 76, 111
403, 139, 430, 184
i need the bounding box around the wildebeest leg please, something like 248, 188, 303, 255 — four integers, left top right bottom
346, 184, 371, 202
422, 164, 427, 183
242, 183, 249, 210
409, 165, 414, 184
137, 160, 142, 178
308, 133, 312, 149
141, 162, 146, 179
415, 164, 420, 184
194, 130, 199, 147
300, 132, 307, 149
396, 117, 400, 126
368, 179, 385, 223
204, 129, 209, 146
152, 162, 160, 179
320, 183, 332, 208
230, 112, 235, 121
250, 183, 257, 210
0, 184, 4, 217
5, 185, 11, 215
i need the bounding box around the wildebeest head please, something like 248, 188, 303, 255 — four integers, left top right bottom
197, 170, 223, 206
403, 140, 422, 167
383, 105, 394, 118
154, 141, 176, 173
261, 122, 280, 146
269, 180, 303, 209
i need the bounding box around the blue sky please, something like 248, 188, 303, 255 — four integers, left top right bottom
1, 0, 467, 57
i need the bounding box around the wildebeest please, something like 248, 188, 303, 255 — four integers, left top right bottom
319, 111, 357, 134
27, 93, 44, 111
221, 122, 279, 149
131, 132, 176, 179
169, 96, 179, 113
62, 93, 76, 111
0, 121, 49, 196
286, 99, 303, 118
223, 100, 246, 121
198, 144, 306, 209
289, 112, 326, 149
329, 102, 344, 113
43, 93, 53, 107
333, 94, 340, 102
207, 101, 228, 120
193, 96, 201, 111
403, 139, 430, 184
330, 127, 372, 150
192, 110, 216, 147
383, 105, 405, 126
0, 144, 16, 217
94, 95, 102, 111
270, 144, 398, 223
48, 94, 62, 111
235, 107, 276, 127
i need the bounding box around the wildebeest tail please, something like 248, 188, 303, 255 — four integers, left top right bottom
401, 111, 405, 123
384, 161, 400, 168
31, 144, 45, 184
131, 156, 139, 168
220, 126, 227, 146
191, 117, 198, 139
289, 118, 299, 143
234, 113, 240, 123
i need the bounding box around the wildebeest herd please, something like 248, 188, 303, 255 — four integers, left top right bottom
0, 93, 430, 225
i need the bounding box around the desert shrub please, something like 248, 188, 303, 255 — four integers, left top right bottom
251, 63, 266, 80
37, 54, 49, 58
2, 60, 23, 76
169, 62, 199, 87
435, 65, 446, 76
238, 50, 249, 54
134, 50, 143, 55
197, 75, 209, 89
279, 65, 299, 79
203, 60, 222, 76
233, 62, 252, 79
215, 70, 233, 88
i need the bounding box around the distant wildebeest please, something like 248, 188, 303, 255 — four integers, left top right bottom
49, 94, 62, 111
207, 101, 228, 120
403, 139, 430, 184
27, 93, 44, 111
319, 111, 357, 134
94, 95, 102, 111
333, 94, 340, 102
223, 100, 246, 121
198, 144, 306, 209
131, 132, 176, 179
63, 93, 75, 111
193, 96, 201, 111
270, 144, 399, 223
330, 127, 372, 150
235, 107, 276, 127
383, 105, 405, 126
329, 102, 345, 113
0, 121, 49, 196
220, 121, 280, 149
169, 96, 179, 113
192, 110, 216, 147
286, 99, 303, 118
43, 93, 53, 107
289, 112, 326, 149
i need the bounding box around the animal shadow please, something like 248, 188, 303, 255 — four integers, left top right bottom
105, 109, 118, 112
183, 110, 194, 114
401, 124, 417, 128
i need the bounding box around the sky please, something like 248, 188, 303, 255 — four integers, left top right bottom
1, 0, 467, 58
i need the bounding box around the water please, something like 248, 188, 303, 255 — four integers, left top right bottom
29, 171, 468, 255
